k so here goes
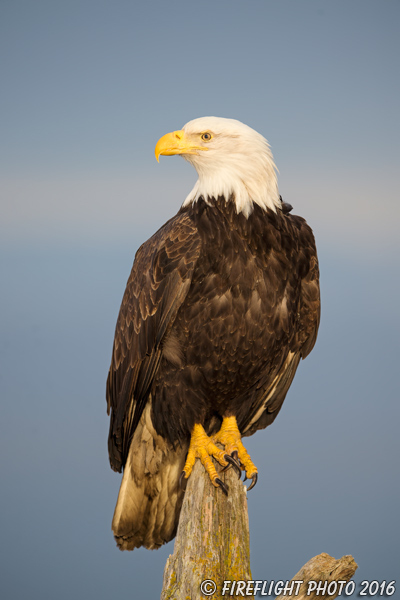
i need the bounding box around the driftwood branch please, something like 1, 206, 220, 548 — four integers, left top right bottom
161, 460, 357, 599
161, 459, 251, 599
275, 552, 358, 599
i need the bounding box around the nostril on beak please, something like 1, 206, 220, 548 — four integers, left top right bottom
174, 131, 182, 140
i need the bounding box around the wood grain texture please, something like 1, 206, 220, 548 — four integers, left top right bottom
161, 461, 357, 599
161, 460, 251, 600
275, 552, 358, 600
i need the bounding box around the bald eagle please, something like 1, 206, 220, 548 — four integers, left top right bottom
106, 117, 320, 550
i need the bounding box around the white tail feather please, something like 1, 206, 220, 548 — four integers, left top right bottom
111, 402, 188, 550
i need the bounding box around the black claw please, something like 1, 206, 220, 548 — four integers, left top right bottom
179, 471, 187, 491
247, 473, 258, 491
231, 450, 239, 462
215, 478, 229, 496
222, 454, 242, 478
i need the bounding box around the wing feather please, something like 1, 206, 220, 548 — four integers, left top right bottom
242, 214, 320, 436
106, 213, 201, 472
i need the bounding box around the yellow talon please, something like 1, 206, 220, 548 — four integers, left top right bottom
213, 416, 258, 481
182, 423, 230, 489
182, 417, 258, 493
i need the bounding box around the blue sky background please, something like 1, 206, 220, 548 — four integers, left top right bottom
1, 1, 399, 598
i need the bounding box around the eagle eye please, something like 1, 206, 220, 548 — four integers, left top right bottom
201, 132, 212, 141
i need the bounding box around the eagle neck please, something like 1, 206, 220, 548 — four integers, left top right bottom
182, 152, 280, 218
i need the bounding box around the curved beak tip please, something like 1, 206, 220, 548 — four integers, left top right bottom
155, 130, 186, 162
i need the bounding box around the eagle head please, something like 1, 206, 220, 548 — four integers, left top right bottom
155, 116, 280, 217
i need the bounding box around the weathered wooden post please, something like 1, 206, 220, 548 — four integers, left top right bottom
161, 460, 251, 599
161, 462, 357, 600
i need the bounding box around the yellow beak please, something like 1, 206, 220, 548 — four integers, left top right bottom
155, 130, 207, 162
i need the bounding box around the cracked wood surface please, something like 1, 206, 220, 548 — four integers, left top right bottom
161, 459, 251, 600
161, 460, 357, 599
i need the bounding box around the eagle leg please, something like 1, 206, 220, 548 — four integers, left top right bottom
213, 416, 258, 490
181, 423, 236, 493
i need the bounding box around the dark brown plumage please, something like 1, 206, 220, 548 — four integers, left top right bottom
107, 196, 319, 550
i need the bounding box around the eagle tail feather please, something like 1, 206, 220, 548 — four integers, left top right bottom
111, 402, 187, 550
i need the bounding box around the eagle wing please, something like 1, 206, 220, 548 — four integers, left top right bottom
293, 217, 321, 360
106, 213, 201, 472
242, 215, 320, 436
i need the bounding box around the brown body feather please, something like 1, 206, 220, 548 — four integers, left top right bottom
106, 196, 320, 550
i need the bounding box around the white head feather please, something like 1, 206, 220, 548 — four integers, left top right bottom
181, 117, 280, 217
